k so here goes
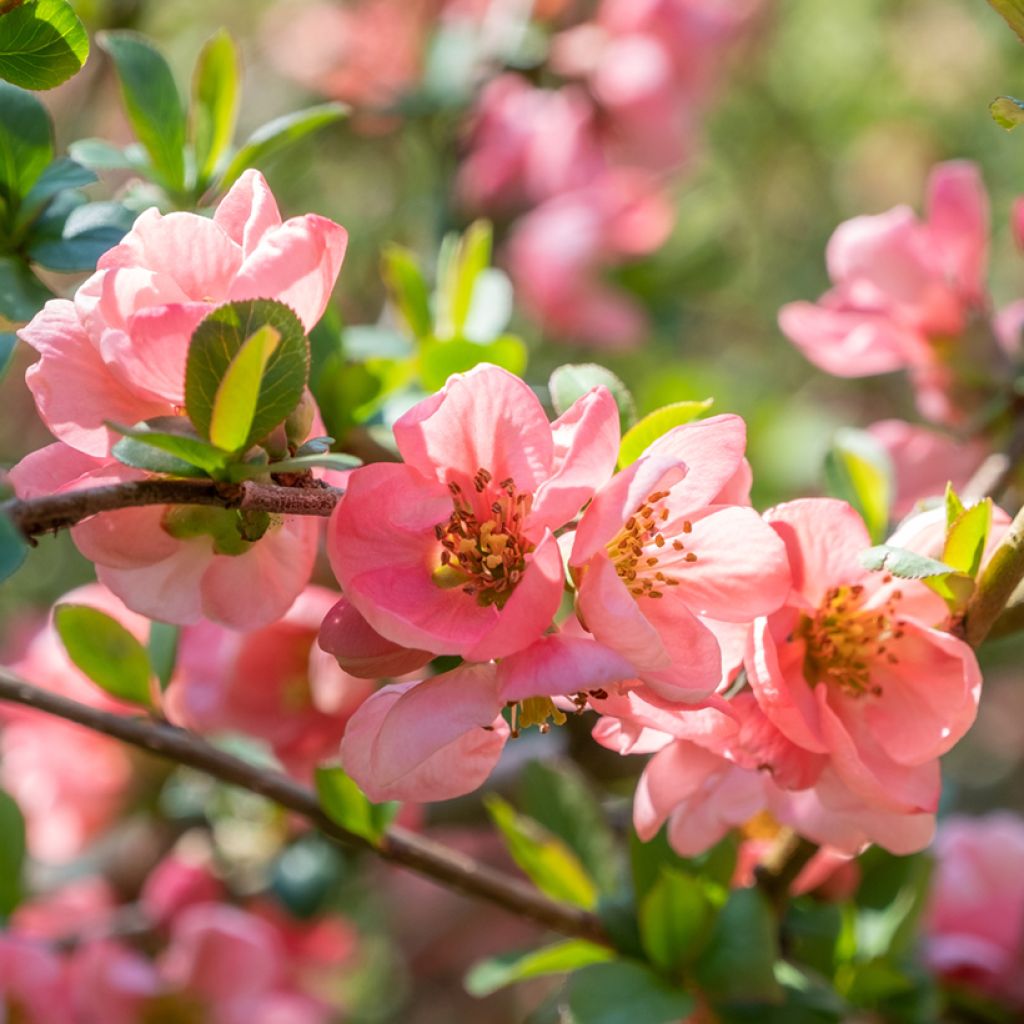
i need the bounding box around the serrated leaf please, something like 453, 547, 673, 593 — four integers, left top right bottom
0, 0, 89, 91
943, 499, 991, 579
945, 482, 966, 530
990, 95, 1024, 130
859, 545, 957, 580
419, 334, 527, 392
695, 888, 781, 1003
218, 102, 348, 191
0, 254, 51, 322
618, 399, 715, 468
520, 760, 620, 894
208, 324, 282, 451
639, 868, 715, 974
191, 29, 240, 189
315, 765, 398, 845
0, 788, 25, 918
987, 1, 1024, 43
465, 941, 613, 998
824, 429, 892, 544
549, 364, 637, 432
567, 961, 694, 1024
186, 300, 309, 449
148, 621, 179, 691
0, 81, 52, 202
54, 603, 153, 707
0, 509, 28, 581
109, 418, 229, 477
15, 156, 94, 229
99, 31, 186, 193
382, 244, 432, 339
485, 795, 598, 909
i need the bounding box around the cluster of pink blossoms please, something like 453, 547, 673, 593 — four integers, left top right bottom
320, 363, 981, 858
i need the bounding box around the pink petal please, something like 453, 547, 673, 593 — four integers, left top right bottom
8, 442, 105, 498
925, 160, 988, 302
318, 596, 433, 679
633, 740, 727, 841
230, 214, 348, 331
393, 364, 554, 493
497, 633, 635, 700
213, 169, 283, 256
340, 668, 509, 802
97, 542, 213, 625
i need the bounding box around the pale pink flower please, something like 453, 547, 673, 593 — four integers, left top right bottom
328, 363, 620, 661
924, 813, 1024, 1008
567, 415, 790, 701
746, 498, 980, 814
867, 419, 986, 519
168, 586, 375, 779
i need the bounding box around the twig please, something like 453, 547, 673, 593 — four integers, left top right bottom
1, 480, 343, 541
0, 668, 609, 947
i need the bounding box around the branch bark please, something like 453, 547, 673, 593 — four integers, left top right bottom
0, 669, 608, 947
2, 479, 342, 541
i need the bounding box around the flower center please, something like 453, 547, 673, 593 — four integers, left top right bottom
797, 584, 905, 697
606, 489, 697, 599
432, 469, 534, 609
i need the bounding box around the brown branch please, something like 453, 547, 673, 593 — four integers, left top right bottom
0, 669, 609, 947
1, 479, 342, 541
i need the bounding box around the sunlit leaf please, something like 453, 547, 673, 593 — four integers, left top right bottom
0, 0, 89, 91
191, 28, 240, 189
991, 95, 1024, 130
109, 418, 229, 477
315, 765, 398, 845
943, 499, 991, 579
549, 364, 637, 432
987, 0, 1024, 43
618, 399, 715, 468
465, 941, 613, 998
824, 429, 892, 544
381, 244, 432, 339
208, 324, 282, 451
419, 334, 527, 392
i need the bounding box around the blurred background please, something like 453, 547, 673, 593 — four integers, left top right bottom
3, 1, 1024, 1020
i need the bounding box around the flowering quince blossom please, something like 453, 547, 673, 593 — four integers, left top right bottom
9, 170, 348, 628
746, 498, 981, 815
167, 586, 375, 780
567, 414, 790, 701
923, 813, 1024, 1009
1, 584, 144, 862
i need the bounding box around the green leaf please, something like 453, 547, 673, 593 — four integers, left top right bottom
639, 868, 715, 974
990, 95, 1024, 130
0, 0, 89, 91
465, 941, 613, 998
315, 765, 398, 845
27, 199, 135, 272
110, 418, 229, 477
567, 961, 694, 1024
0, 81, 52, 202
0, 254, 51, 322
0, 788, 25, 918
382, 244, 432, 339
859, 545, 957, 580
945, 482, 967, 529
256, 451, 360, 475
484, 795, 599, 909
618, 399, 715, 468
185, 300, 309, 449
15, 156, 94, 229
695, 888, 781, 1004
943, 499, 991, 578
68, 137, 138, 170
0, 509, 28, 581
987, 0, 1024, 43
98, 31, 186, 193
54, 603, 153, 707
148, 621, 179, 691
824, 429, 892, 544
0, 330, 16, 378
191, 29, 240, 189
520, 760, 620, 894
208, 324, 283, 451
445, 219, 492, 339
549, 364, 637, 432
419, 335, 527, 392
218, 102, 348, 192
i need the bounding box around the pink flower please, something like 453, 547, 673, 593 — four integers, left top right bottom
317, 595, 432, 679
167, 586, 375, 779
746, 498, 980, 814
867, 419, 986, 519
780, 161, 989, 378
567, 415, 791, 701
924, 813, 1024, 1008
0, 935, 72, 1022
11, 171, 347, 628
328, 363, 620, 661
2, 584, 141, 862
140, 853, 225, 929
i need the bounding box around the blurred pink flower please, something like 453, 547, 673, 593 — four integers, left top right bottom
168, 586, 375, 779
747, 498, 980, 815
568, 415, 790, 701
0, 935, 72, 1021
924, 813, 1024, 1009
328, 363, 619, 661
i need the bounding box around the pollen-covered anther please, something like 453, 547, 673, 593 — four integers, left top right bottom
606, 497, 697, 598
798, 584, 904, 697
433, 469, 534, 608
